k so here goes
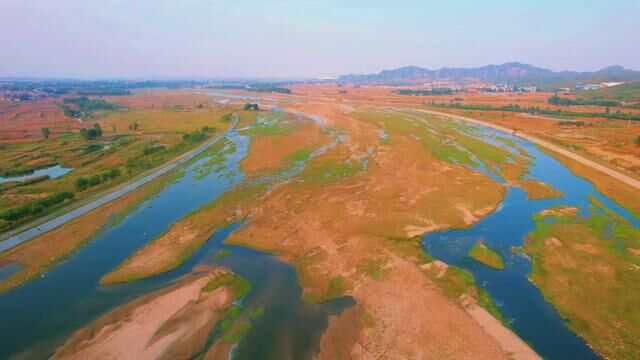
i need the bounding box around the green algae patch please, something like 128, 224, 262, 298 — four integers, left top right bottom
212, 249, 232, 261
301, 159, 361, 184
287, 148, 312, 164
469, 241, 505, 270
203, 273, 252, 299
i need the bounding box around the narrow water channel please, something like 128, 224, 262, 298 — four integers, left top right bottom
0, 130, 246, 358
423, 122, 638, 360
0, 115, 352, 359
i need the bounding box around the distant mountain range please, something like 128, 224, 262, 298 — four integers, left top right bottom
338, 62, 640, 87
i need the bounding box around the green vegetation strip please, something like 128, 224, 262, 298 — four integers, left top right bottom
433, 102, 640, 121
469, 241, 505, 270
203, 273, 252, 299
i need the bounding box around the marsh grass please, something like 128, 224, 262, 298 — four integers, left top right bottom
526, 200, 640, 358
468, 241, 505, 270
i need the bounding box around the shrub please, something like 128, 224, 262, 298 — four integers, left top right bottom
75, 168, 121, 191
142, 143, 166, 156
221, 113, 233, 122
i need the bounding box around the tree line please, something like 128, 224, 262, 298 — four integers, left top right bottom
0, 192, 74, 223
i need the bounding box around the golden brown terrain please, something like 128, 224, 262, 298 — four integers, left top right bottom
100, 94, 542, 358
7, 85, 640, 359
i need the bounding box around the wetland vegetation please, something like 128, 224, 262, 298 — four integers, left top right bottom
0, 91, 235, 233
2, 87, 640, 359
526, 199, 640, 359
469, 241, 505, 270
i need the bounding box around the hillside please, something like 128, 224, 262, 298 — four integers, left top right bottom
339, 63, 640, 87
583, 80, 640, 102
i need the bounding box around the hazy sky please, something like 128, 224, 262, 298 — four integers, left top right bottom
1, 0, 639, 79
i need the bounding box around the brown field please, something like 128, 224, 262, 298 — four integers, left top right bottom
0, 99, 88, 144
0, 90, 235, 233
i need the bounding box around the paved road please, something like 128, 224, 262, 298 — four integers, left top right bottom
416, 108, 640, 191
0, 116, 238, 253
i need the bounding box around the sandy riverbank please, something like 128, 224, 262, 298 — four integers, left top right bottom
53, 268, 234, 360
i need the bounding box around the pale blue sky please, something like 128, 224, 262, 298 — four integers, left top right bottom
1, 0, 639, 79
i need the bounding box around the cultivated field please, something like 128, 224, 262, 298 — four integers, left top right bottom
0, 90, 236, 234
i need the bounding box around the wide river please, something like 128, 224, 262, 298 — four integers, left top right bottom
0, 111, 636, 359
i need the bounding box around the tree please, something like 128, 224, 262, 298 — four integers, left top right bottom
41, 128, 50, 140
93, 123, 103, 137
75, 177, 89, 191
80, 128, 90, 141
79, 126, 101, 141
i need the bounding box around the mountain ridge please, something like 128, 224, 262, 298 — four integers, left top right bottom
338, 62, 640, 86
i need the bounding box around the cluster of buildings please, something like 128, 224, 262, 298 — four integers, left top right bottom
575, 82, 624, 91
479, 84, 538, 93
0, 84, 54, 102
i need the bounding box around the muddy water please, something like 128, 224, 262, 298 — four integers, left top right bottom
0, 115, 352, 359
423, 122, 638, 360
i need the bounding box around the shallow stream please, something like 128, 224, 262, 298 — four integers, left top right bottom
423, 122, 638, 360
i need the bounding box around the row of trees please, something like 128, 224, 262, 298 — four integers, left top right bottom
396, 88, 461, 96
435, 102, 640, 122
75, 168, 121, 191
548, 94, 621, 107
182, 127, 212, 143
0, 192, 74, 222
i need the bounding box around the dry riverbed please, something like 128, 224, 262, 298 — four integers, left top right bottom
100, 102, 540, 358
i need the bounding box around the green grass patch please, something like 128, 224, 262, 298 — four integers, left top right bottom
525, 202, 640, 358
249, 306, 265, 321
203, 273, 252, 299
305, 275, 347, 303
286, 148, 312, 164
428, 265, 505, 324
301, 161, 360, 183
212, 249, 232, 261
468, 241, 505, 270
